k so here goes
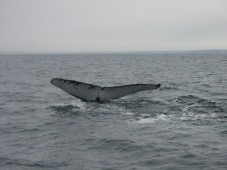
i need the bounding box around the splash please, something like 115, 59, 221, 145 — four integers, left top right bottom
136, 114, 169, 124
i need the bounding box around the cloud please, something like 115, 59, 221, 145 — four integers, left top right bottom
0, 0, 227, 53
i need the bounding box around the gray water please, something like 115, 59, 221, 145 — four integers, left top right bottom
0, 52, 227, 170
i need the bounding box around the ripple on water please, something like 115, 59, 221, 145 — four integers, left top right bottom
48, 99, 137, 117
87, 138, 145, 154
0, 157, 68, 169
166, 95, 227, 124
136, 114, 169, 124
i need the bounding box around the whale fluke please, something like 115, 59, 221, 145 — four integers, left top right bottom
50, 78, 161, 102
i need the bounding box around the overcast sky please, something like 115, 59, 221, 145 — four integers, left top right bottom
0, 0, 227, 53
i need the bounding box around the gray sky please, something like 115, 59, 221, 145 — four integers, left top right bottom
0, 0, 227, 53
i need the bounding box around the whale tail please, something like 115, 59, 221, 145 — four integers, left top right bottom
51, 78, 161, 102
156, 84, 161, 88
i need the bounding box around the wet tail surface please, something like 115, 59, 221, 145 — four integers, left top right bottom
51, 78, 161, 102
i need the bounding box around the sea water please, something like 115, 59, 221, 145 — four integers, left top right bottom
0, 51, 227, 170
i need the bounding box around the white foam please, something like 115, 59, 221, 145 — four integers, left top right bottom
209, 113, 217, 118
121, 111, 134, 115
71, 100, 87, 112
136, 114, 169, 124
137, 118, 155, 124
179, 112, 218, 121
182, 103, 198, 112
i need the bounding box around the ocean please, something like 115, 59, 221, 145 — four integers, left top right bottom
0, 51, 227, 170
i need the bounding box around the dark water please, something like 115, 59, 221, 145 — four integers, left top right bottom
0, 52, 227, 170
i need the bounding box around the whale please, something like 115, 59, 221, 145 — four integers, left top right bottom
50, 78, 161, 102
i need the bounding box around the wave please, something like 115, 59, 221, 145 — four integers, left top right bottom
88, 138, 141, 152
135, 114, 169, 124
127, 94, 227, 125
168, 95, 226, 124
47, 100, 135, 117
0, 156, 68, 168
47, 94, 226, 126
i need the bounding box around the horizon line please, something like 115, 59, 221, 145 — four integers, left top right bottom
0, 49, 227, 55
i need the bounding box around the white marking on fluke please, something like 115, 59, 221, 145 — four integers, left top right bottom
50, 78, 161, 102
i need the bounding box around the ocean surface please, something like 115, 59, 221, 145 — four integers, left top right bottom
0, 51, 227, 170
